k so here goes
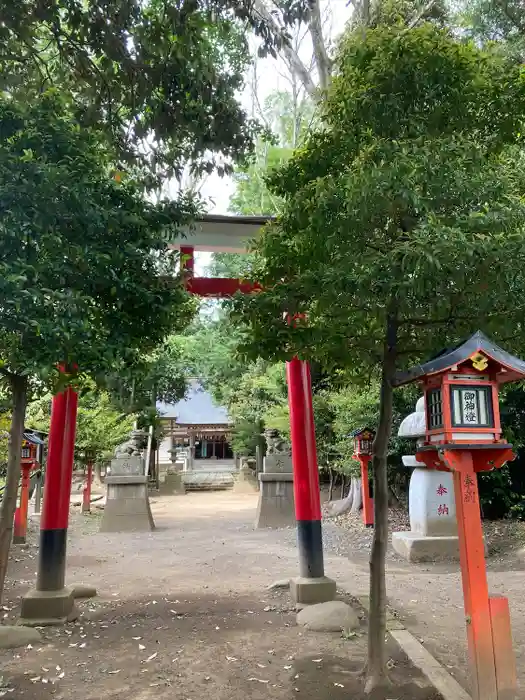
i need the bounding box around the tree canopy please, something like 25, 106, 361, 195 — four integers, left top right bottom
0, 90, 194, 383
0, 0, 315, 187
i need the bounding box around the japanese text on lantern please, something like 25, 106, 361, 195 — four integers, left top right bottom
437, 504, 449, 516
436, 484, 448, 496
462, 391, 478, 424
464, 474, 476, 503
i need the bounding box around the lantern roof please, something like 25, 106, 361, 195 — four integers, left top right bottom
23, 431, 44, 445
349, 427, 375, 438
393, 331, 525, 387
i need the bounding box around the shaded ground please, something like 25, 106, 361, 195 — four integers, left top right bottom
0, 493, 440, 700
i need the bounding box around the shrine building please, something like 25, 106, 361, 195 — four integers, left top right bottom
157, 381, 234, 467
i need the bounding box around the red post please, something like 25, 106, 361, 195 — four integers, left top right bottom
36, 384, 78, 591
286, 358, 324, 578
13, 464, 31, 544
358, 455, 374, 527
82, 461, 92, 514
180, 245, 194, 278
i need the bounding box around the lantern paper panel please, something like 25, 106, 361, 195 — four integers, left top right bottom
450, 385, 493, 428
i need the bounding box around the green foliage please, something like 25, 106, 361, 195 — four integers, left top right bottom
228, 89, 317, 216
0, 90, 195, 385
27, 390, 134, 464
458, 0, 525, 60
0, 0, 296, 185
100, 335, 191, 423
232, 25, 525, 371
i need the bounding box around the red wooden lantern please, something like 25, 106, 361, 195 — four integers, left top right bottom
394, 331, 525, 700
21, 437, 38, 464
350, 427, 375, 527
351, 427, 375, 457
14, 433, 43, 545
394, 331, 525, 471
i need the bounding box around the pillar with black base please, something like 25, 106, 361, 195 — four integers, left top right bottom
286, 358, 336, 606
20, 384, 78, 625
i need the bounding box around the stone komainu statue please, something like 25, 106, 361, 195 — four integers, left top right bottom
114, 429, 148, 458
263, 429, 290, 455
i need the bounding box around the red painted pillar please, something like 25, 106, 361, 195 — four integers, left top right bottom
358, 455, 374, 527
450, 451, 498, 700
180, 245, 194, 277
286, 358, 324, 578
36, 384, 78, 591
13, 464, 31, 544
82, 462, 92, 514
14, 464, 31, 544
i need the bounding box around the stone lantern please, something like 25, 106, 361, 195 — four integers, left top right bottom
392, 397, 459, 561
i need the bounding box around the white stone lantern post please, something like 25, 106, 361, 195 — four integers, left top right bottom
392, 397, 459, 562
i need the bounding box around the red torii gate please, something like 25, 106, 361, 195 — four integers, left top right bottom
19, 215, 335, 624
177, 216, 336, 604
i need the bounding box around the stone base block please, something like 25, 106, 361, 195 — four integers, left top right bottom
255, 473, 295, 528
19, 587, 77, 626
290, 576, 337, 606
392, 531, 460, 562
159, 471, 186, 496
100, 477, 155, 532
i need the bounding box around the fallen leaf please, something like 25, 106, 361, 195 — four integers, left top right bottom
334, 683, 344, 688
145, 652, 158, 663
248, 678, 269, 683
139, 644, 146, 650
312, 659, 322, 663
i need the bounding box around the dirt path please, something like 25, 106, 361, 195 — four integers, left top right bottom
0, 491, 521, 698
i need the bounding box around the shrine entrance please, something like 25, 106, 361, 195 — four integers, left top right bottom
18, 214, 337, 625
170, 214, 337, 606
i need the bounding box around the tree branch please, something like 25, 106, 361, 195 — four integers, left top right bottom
250, 0, 318, 98
307, 0, 332, 92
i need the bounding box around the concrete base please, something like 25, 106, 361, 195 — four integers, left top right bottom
255, 473, 295, 528
19, 587, 78, 626
13, 534, 26, 545
233, 467, 258, 494
100, 475, 155, 533
392, 531, 460, 562
159, 471, 186, 496
290, 576, 337, 606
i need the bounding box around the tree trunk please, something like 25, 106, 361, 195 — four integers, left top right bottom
340, 474, 346, 499
0, 374, 28, 605
308, 0, 332, 91
328, 468, 334, 501
92, 462, 104, 492
365, 308, 398, 694
350, 476, 363, 514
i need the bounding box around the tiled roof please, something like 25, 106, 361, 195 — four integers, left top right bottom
156, 382, 231, 425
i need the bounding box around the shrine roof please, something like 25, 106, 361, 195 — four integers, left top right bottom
157, 382, 231, 425
348, 427, 375, 437
393, 331, 525, 386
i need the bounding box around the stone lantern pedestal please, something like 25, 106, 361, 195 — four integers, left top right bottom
392, 457, 459, 562
100, 436, 155, 533
392, 398, 459, 562
255, 439, 295, 529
